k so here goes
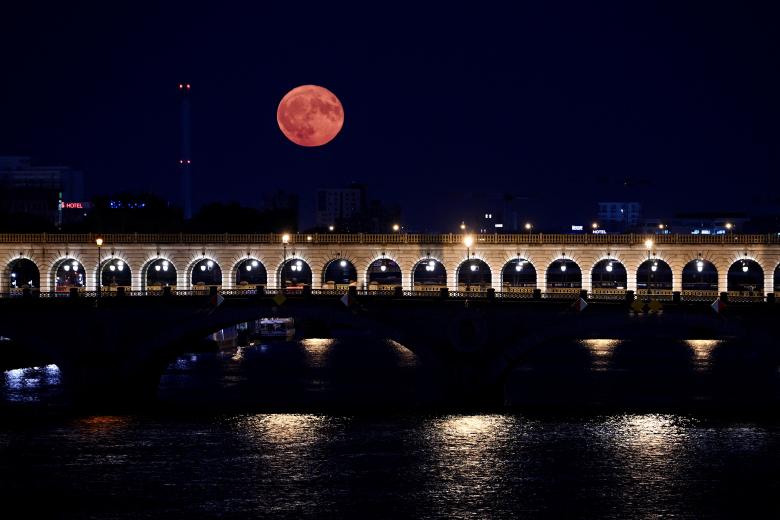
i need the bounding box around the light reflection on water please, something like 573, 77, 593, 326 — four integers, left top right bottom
0, 413, 776, 517
685, 339, 721, 370
580, 339, 621, 370
301, 338, 333, 368
2, 364, 61, 402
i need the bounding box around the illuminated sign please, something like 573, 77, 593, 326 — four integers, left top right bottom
592, 229, 606, 234
61, 202, 92, 209
571, 225, 583, 231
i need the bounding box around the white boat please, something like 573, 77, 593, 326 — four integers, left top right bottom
253, 318, 295, 340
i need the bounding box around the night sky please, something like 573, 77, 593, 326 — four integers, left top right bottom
1, 3, 778, 230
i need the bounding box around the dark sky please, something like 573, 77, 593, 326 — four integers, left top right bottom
1, 3, 778, 230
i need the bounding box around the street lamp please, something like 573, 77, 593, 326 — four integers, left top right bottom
328, 225, 334, 232
644, 239, 654, 300
95, 237, 103, 299
282, 233, 290, 266
463, 235, 474, 291
392, 223, 400, 232
725, 222, 733, 234
525, 222, 532, 235
459, 222, 466, 231
592, 222, 599, 230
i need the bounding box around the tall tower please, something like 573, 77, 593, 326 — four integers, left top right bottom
178, 83, 193, 220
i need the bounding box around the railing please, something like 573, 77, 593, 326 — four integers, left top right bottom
0, 289, 772, 303
0, 232, 778, 245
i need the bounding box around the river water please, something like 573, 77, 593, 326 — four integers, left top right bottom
1, 337, 778, 518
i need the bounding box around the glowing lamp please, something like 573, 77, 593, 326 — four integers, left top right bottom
696, 260, 704, 272
651, 262, 658, 272
251, 260, 258, 267
63, 265, 71, 272
742, 263, 748, 273
200, 265, 206, 271
109, 265, 116, 272
380, 264, 387, 272
155, 265, 161, 272
470, 264, 478, 272
560, 263, 567, 272
282, 234, 290, 244
339, 260, 347, 268
207, 260, 214, 268
515, 263, 523, 272
95, 238, 103, 247
71, 261, 78, 268
296, 261, 302, 267
463, 235, 474, 248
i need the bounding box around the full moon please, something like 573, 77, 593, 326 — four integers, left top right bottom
277, 85, 344, 147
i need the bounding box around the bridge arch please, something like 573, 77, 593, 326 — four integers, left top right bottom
322, 257, 358, 288
456, 258, 492, 292
7, 257, 40, 292
590, 258, 627, 291
52, 257, 86, 292
143, 258, 177, 290
727, 258, 763, 294
500, 258, 536, 292
365, 257, 402, 290
775, 263, 780, 294
412, 257, 447, 292
636, 258, 673, 294
189, 258, 223, 289
545, 257, 582, 292
99, 257, 132, 291
682, 257, 718, 293
233, 258, 267, 288
279, 257, 312, 290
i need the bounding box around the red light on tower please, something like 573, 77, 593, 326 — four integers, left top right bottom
186, 83, 191, 90
179, 84, 183, 89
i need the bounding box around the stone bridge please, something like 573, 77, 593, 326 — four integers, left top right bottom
1, 233, 779, 299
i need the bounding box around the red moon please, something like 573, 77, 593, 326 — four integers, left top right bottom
277, 85, 344, 147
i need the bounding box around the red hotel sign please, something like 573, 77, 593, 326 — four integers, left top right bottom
61, 202, 92, 209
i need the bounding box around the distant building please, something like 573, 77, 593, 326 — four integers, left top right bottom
315, 184, 366, 228
0, 156, 85, 228
661, 212, 749, 235
460, 193, 528, 233
597, 202, 641, 230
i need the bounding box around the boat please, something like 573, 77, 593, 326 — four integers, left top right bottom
252, 317, 295, 340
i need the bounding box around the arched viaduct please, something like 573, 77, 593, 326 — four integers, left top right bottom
1, 233, 778, 299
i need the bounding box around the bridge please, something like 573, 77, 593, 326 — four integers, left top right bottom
1, 233, 779, 300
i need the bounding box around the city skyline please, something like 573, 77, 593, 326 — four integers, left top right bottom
2, 4, 779, 231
